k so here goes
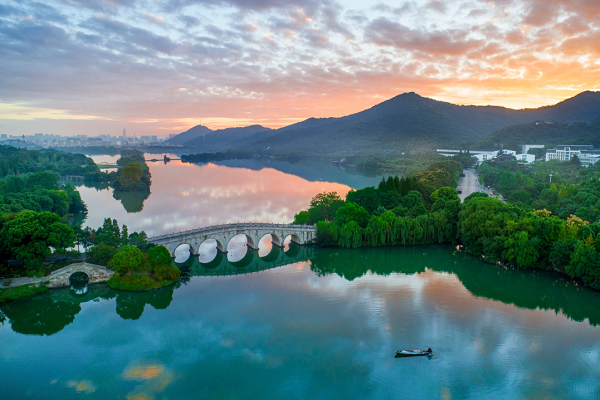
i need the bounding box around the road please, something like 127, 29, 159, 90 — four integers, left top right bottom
457, 168, 481, 202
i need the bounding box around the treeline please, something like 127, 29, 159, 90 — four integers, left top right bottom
0, 172, 86, 216
0, 146, 99, 178
479, 158, 600, 221
181, 150, 255, 164
293, 160, 462, 248
459, 195, 600, 290
338, 151, 476, 173
180, 149, 304, 164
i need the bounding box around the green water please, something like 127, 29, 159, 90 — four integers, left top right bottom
2, 245, 600, 399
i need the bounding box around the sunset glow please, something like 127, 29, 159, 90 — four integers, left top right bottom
1, 0, 599, 136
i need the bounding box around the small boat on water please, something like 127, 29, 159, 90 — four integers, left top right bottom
395, 348, 432, 357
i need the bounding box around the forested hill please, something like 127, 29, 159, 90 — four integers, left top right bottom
242, 91, 600, 153
183, 125, 272, 148
163, 124, 212, 145
164, 124, 271, 147
468, 118, 600, 151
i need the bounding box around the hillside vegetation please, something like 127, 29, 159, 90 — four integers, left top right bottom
467, 118, 600, 151
243, 91, 600, 153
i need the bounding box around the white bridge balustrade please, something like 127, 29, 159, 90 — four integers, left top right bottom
147, 223, 317, 257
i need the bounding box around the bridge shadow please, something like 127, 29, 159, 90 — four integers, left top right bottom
177, 243, 315, 277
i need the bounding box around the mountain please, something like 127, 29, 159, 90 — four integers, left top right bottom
163, 125, 212, 146
467, 118, 600, 151
182, 125, 272, 148
241, 91, 600, 153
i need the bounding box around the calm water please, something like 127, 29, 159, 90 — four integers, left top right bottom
2, 246, 600, 399
2, 156, 600, 399
76, 156, 383, 237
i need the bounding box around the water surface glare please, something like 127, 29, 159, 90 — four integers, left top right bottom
1, 246, 600, 399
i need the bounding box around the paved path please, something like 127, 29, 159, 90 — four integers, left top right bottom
457, 168, 482, 202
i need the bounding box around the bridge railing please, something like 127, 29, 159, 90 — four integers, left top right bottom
148, 222, 316, 241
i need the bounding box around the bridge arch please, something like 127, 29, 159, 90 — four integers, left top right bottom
174, 243, 196, 262
198, 239, 225, 263
69, 271, 90, 285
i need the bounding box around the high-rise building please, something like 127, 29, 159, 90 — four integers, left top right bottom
123, 128, 126, 137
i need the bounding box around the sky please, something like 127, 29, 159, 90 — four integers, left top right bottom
1, 0, 599, 137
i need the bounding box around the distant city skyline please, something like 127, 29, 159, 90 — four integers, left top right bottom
1, 0, 599, 137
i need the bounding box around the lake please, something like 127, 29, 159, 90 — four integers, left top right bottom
1, 157, 600, 399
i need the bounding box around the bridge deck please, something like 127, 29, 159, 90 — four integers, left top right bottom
148, 222, 316, 242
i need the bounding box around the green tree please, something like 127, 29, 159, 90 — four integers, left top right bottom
338, 221, 363, 248
307, 192, 344, 223
27, 172, 58, 190
111, 246, 143, 276
0, 211, 75, 270
148, 245, 173, 268
333, 202, 370, 228
292, 210, 310, 225
316, 221, 338, 247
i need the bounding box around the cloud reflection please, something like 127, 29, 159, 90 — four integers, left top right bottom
79, 160, 353, 236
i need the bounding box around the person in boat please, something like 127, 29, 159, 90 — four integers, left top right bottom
427, 348, 432, 353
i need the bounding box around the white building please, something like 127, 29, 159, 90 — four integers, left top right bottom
437, 149, 516, 164
546, 145, 600, 166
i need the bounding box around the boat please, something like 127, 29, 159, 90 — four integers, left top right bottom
395, 348, 432, 357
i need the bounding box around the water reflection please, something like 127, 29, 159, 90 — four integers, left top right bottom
77, 159, 364, 236
1, 246, 600, 399
0, 283, 177, 334
112, 189, 151, 213
310, 246, 600, 325
3, 246, 600, 338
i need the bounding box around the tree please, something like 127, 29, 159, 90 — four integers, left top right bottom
49, 190, 70, 217
116, 163, 145, 191
292, 210, 310, 225
316, 221, 338, 247
307, 192, 344, 223
333, 202, 369, 228
346, 187, 380, 213
27, 172, 58, 190
338, 221, 363, 248
111, 246, 143, 275
0, 211, 75, 270
147, 246, 173, 269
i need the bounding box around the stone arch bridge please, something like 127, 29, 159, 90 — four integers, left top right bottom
147, 223, 316, 257
9, 262, 115, 289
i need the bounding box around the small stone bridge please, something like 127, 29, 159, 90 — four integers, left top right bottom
45, 263, 114, 288
148, 223, 317, 257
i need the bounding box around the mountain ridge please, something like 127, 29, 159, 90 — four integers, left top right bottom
165, 91, 600, 152
242, 91, 600, 153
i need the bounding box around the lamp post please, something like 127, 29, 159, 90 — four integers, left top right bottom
549, 173, 553, 184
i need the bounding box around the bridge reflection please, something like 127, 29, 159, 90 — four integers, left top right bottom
177, 243, 314, 277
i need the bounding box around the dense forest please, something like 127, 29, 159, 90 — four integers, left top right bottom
479, 158, 600, 221
293, 159, 462, 248
297, 155, 600, 290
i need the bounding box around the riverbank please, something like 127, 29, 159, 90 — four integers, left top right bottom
0, 283, 49, 303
